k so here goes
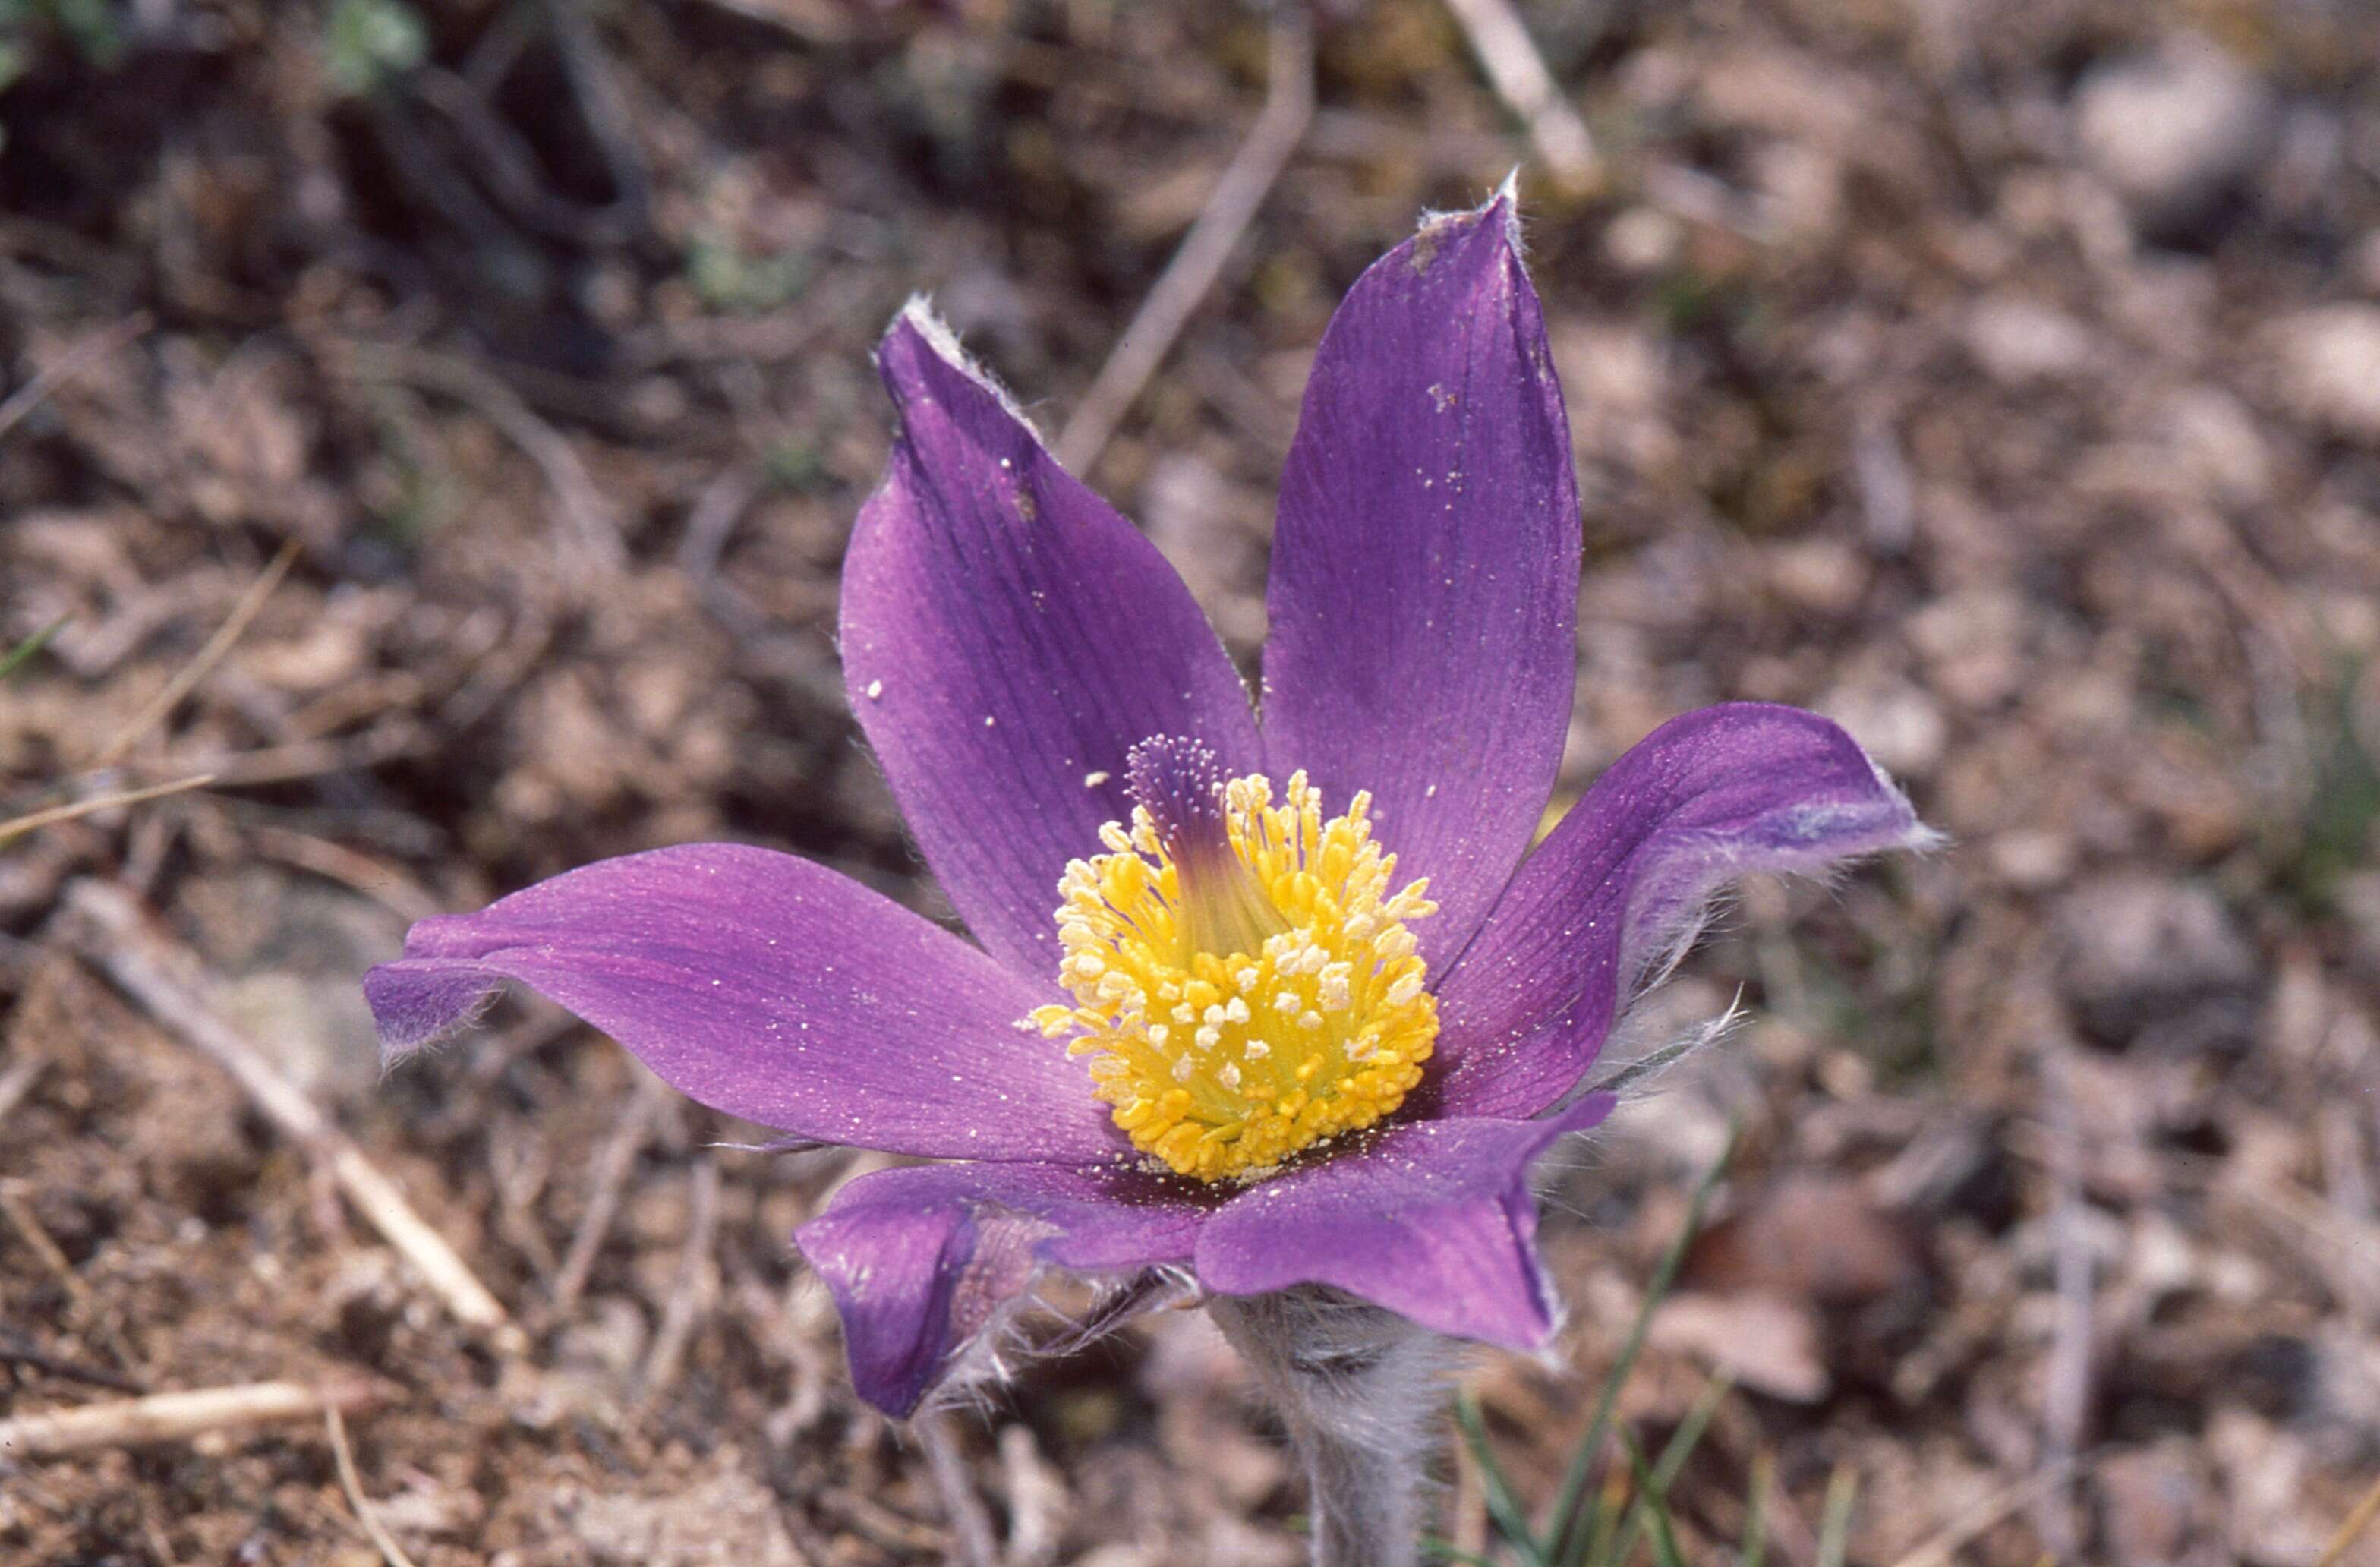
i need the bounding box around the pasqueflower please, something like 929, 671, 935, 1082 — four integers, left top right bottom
366, 193, 1925, 1422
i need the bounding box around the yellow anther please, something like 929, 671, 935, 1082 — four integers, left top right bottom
1026, 743, 1439, 1182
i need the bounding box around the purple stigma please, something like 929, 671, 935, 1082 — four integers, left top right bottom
1125, 735, 1232, 864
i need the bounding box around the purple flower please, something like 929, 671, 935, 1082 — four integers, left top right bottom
365, 194, 1928, 1418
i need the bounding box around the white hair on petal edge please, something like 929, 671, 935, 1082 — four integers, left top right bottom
1495, 168, 1529, 257
1414, 175, 1527, 256
1563, 986, 1751, 1111
1617, 786, 1938, 1007
913, 1263, 1195, 1421
376, 976, 505, 1073
1555, 776, 1937, 1115
888, 295, 1047, 440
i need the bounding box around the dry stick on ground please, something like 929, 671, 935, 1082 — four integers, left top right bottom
1051, 4, 1313, 475
237, 821, 446, 925
0, 1051, 49, 1127
919, 1413, 999, 1567
2319, 1099, 2375, 1225
0, 774, 217, 849
0, 1332, 145, 1395
188, 724, 426, 790
1882, 1458, 2088, 1567
326, 1401, 421, 1567
683, 0, 852, 46
676, 465, 812, 672
636, 1154, 721, 1404
2035, 1045, 2094, 1556
338, 342, 624, 573
91, 537, 302, 770
2224, 1169, 2380, 1328
551, 1067, 673, 1315
0, 310, 153, 443
1439, 0, 1600, 196
2, 1176, 145, 1379
61, 880, 518, 1344
1853, 410, 1917, 555
2317, 1471, 2380, 1567
0, 1376, 392, 1460
817, 1484, 948, 1556
0, 1180, 93, 1316
997, 1424, 1065, 1567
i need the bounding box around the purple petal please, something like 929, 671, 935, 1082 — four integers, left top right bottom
796, 1159, 1206, 1415
1430, 703, 1931, 1120
1195, 1098, 1613, 1347
1259, 193, 1581, 966
841, 308, 1261, 978
364, 843, 1122, 1163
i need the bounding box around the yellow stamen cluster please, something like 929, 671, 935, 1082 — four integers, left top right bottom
1027, 769, 1439, 1181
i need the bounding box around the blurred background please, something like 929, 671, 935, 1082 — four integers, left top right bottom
3, 0, 2379, 1561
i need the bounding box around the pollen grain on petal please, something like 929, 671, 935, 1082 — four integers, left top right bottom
1026, 746, 1439, 1182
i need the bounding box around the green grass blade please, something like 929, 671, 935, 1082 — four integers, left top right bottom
1420, 1541, 1501, 1567
1740, 1453, 1773, 1567
1602, 1371, 1734, 1567
1650, 1370, 1732, 1490
1456, 1389, 1550, 1567
1545, 1121, 1741, 1561
1577, 1471, 1625, 1567
1619, 1431, 1686, 1567
1816, 1464, 1858, 1567
0, 615, 65, 683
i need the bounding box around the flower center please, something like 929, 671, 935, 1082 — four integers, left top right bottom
1026, 736, 1439, 1181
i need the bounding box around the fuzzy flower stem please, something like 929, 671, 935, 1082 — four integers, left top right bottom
1210, 1288, 1453, 1567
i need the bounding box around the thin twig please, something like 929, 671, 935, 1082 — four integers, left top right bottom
920, 1412, 999, 1567
239, 822, 446, 925
0, 774, 216, 848
0, 1332, 146, 1395
1, 1177, 142, 1378
1052, 5, 1313, 475
816, 1484, 948, 1555
0, 1180, 93, 1316
182, 723, 426, 790
2224, 1173, 2380, 1328
340, 342, 623, 572
0, 311, 151, 443
0, 1376, 390, 1459
678, 465, 761, 585
1439, 0, 1599, 195
2316, 1471, 2380, 1567
91, 536, 302, 768
997, 1423, 1066, 1567
2319, 1101, 2374, 1226
552, 1067, 671, 1314
541, 0, 649, 237
2036, 1046, 2092, 1556
676, 465, 791, 656
0, 1052, 48, 1127
327, 1402, 420, 1567
636, 1155, 721, 1403
62, 881, 516, 1341
683, 0, 851, 44
1853, 411, 1915, 555
1883, 1458, 2085, 1567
